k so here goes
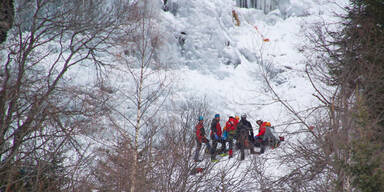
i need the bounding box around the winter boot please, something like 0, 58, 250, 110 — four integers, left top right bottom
260, 144, 265, 154
211, 153, 218, 162
250, 144, 256, 154
205, 147, 209, 154
211, 158, 219, 163
220, 152, 228, 157
240, 152, 245, 161
235, 142, 240, 150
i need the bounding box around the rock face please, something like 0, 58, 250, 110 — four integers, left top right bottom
0, 0, 14, 44
235, 0, 280, 14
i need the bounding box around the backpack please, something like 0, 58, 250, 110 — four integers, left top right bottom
263, 126, 279, 147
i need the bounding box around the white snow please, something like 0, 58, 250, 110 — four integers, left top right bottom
15, 0, 348, 189
157, 0, 349, 184
160, 0, 346, 123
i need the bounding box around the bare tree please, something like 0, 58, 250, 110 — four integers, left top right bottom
0, 0, 14, 44
252, 3, 384, 191
255, 38, 352, 191
0, 0, 124, 191
88, 1, 172, 191
150, 98, 214, 192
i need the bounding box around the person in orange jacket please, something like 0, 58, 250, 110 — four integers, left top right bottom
194, 116, 212, 162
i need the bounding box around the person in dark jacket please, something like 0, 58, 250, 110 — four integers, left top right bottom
194, 116, 211, 162
210, 114, 225, 161
236, 113, 256, 160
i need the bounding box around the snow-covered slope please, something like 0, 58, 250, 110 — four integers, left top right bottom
157, 0, 349, 179
159, 0, 347, 123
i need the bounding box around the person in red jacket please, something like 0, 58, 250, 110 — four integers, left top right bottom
210, 114, 224, 161
255, 120, 268, 153
194, 116, 211, 162
223, 116, 237, 158
255, 120, 267, 139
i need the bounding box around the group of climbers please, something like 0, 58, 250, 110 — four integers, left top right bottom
194, 113, 278, 162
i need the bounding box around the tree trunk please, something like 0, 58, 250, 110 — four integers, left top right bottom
0, 0, 14, 44
130, 31, 146, 191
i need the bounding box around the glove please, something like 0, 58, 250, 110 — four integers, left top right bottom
223, 131, 228, 138
214, 134, 219, 140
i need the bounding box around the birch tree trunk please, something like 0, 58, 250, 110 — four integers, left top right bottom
130, 33, 146, 192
